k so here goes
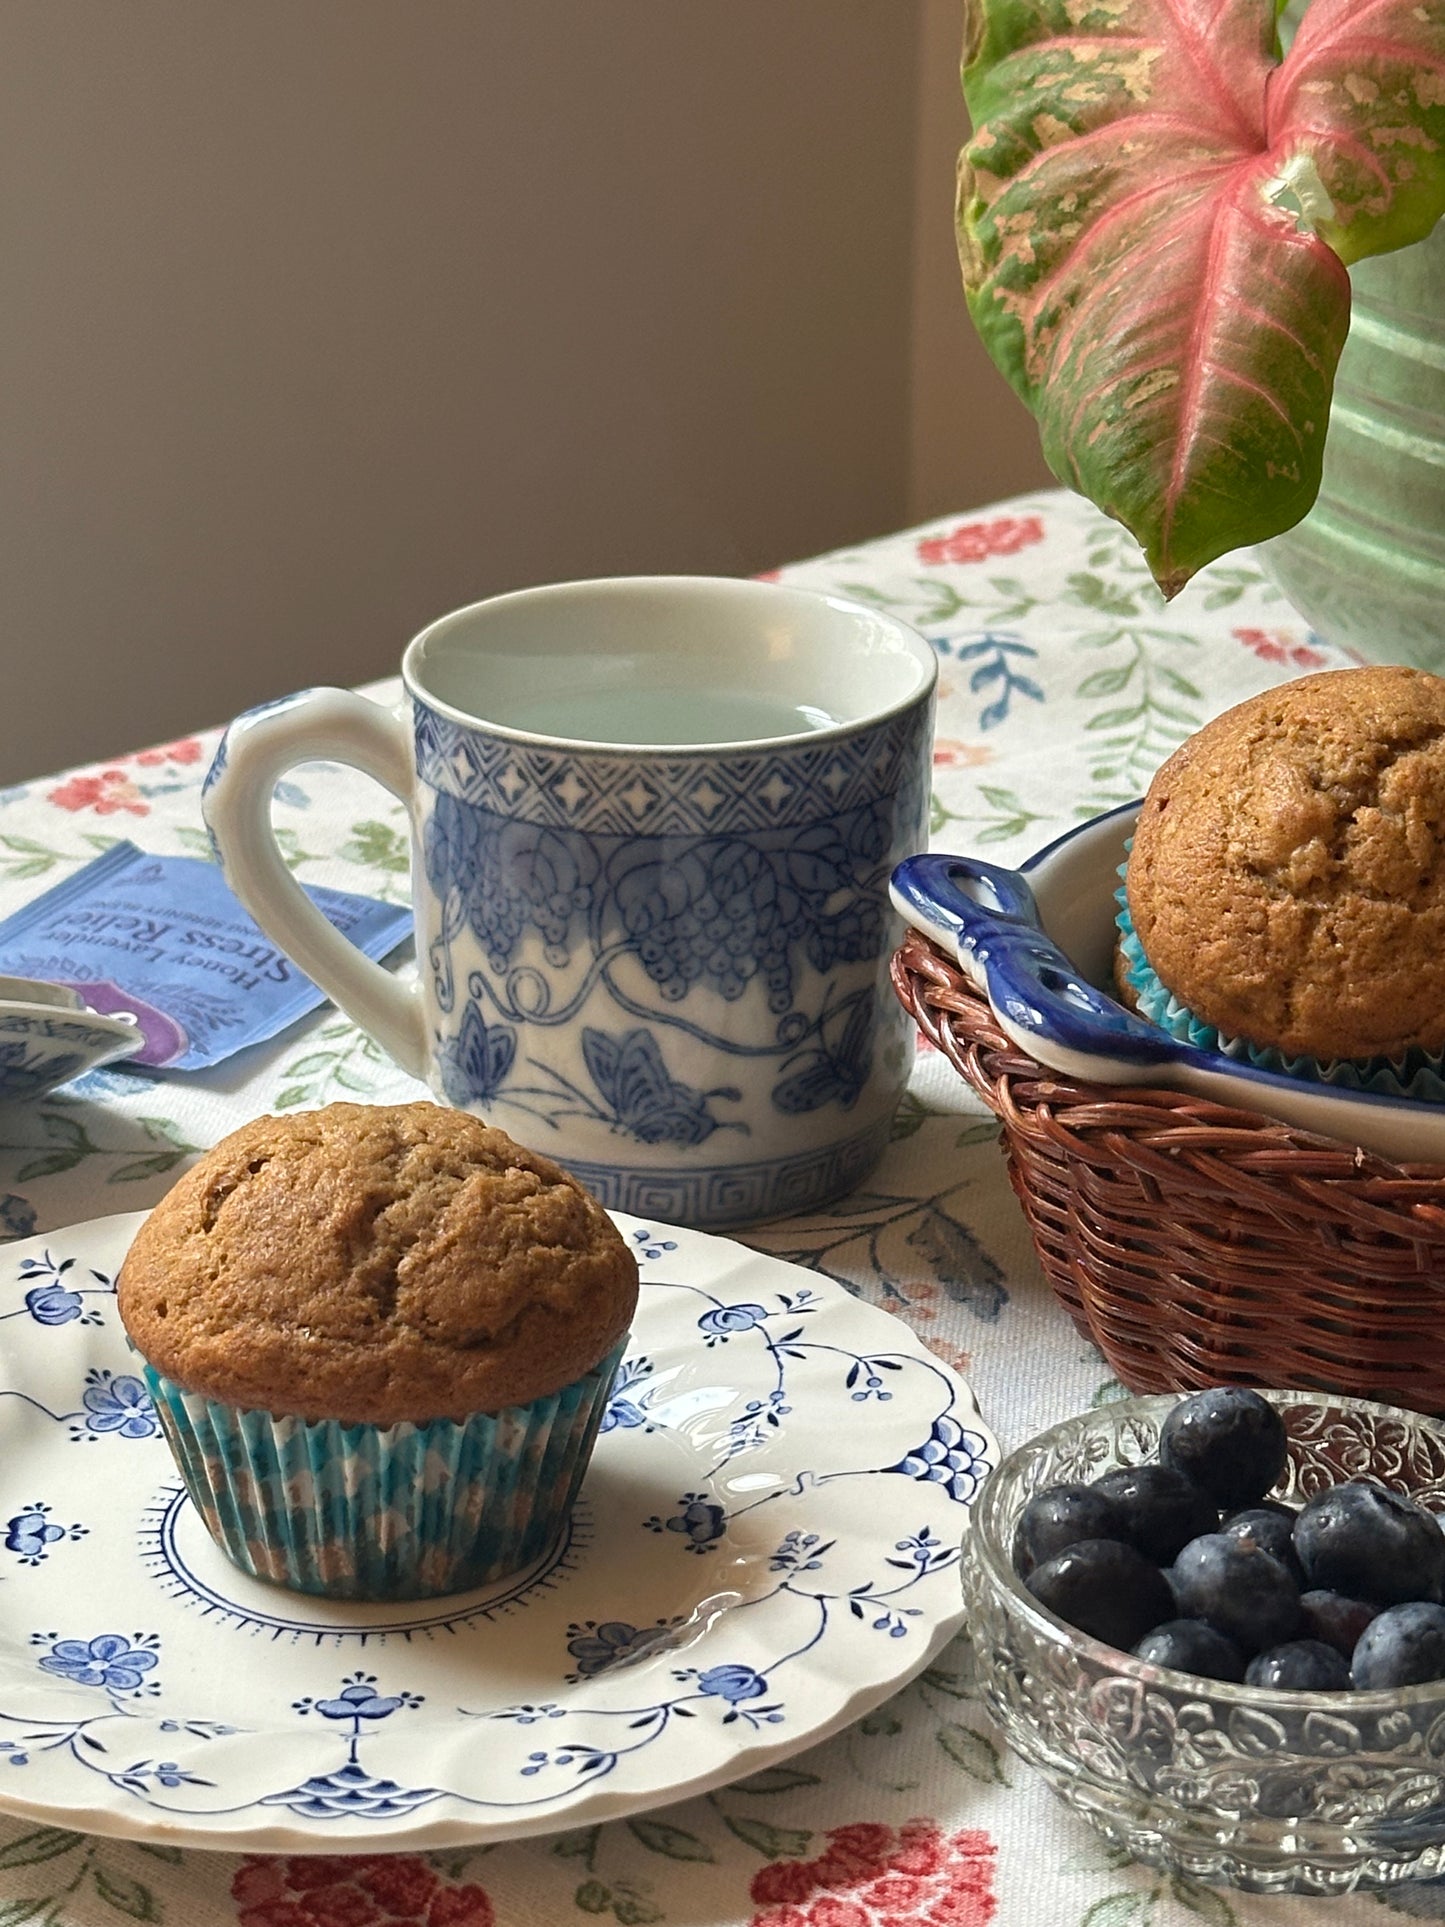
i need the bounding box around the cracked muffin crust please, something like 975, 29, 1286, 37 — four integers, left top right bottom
118, 1102, 639, 1425
1122, 665, 1445, 1064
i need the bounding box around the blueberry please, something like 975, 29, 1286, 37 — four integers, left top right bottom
1222, 1508, 1305, 1584
1014, 1483, 1129, 1578
1026, 1538, 1176, 1652
1234, 1499, 1296, 1523
1244, 1639, 1352, 1692
1158, 1388, 1287, 1510
1297, 1590, 1380, 1659
1351, 1601, 1445, 1689
1293, 1481, 1445, 1606
1132, 1619, 1246, 1683
1091, 1464, 1218, 1565
1170, 1533, 1300, 1654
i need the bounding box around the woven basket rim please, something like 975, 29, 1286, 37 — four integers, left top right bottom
895, 926, 1445, 1180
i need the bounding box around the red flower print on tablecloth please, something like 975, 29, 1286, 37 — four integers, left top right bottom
1233, 627, 1328, 671
47, 768, 149, 816
932, 740, 993, 771
133, 735, 205, 767
750, 1818, 997, 1927
231, 1853, 495, 1927
922, 1334, 974, 1376
917, 516, 1044, 567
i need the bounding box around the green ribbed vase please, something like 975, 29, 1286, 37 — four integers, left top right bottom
1263, 219, 1445, 665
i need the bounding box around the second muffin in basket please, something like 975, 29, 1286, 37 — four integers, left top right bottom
1117, 664, 1445, 1096
118, 1101, 639, 1600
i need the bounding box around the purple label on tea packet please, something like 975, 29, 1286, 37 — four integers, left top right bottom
54, 980, 189, 1069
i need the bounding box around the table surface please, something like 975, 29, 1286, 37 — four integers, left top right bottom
0, 489, 1416, 1927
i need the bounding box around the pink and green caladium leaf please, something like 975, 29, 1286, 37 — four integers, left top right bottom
959, 0, 1445, 597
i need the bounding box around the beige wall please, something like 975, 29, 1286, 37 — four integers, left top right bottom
910, 0, 1050, 523
0, 1, 1050, 786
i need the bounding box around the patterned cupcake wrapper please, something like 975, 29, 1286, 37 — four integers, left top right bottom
140, 1338, 626, 1602
1114, 872, 1445, 1103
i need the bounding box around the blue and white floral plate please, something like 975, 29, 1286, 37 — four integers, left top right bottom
0, 980, 142, 1102
0, 1209, 995, 1852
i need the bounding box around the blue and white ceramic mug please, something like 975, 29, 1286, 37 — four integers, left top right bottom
202, 576, 935, 1225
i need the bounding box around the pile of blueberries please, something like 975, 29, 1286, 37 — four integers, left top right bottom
1017, 1387, 1445, 1691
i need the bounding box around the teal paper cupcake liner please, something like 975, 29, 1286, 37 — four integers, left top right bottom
1114, 874, 1445, 1104
140, 1338, 626, 1601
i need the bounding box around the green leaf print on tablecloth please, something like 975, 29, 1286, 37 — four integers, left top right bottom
0, 1829, 165, 1924
174, 824, 319, 872
937, 1722, 1009, 1786
0, 834, 119, 884
274, 1017, 393, 1109
624, 1820, 714, 1864
753, 1183, 1007, 1324
0, 1110, 197, 1187
1081, 1878, 1237, 1927
841, 571, 1047, 632
338, 817, 409, 874
931, 784, 1045, 844
1073, 629, 1204, 815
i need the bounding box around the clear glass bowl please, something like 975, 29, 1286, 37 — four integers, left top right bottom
962, 1390, 1445, 1896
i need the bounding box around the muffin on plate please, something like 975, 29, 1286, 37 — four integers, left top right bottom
118, 1101, 638, 1600
1117, 665, 1445, 1095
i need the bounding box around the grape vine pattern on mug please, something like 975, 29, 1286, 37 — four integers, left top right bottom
418, 785, 900, 1144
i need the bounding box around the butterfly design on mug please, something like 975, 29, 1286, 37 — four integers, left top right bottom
437, 1001, 517, 1107
771, 989, 875, 1115
582, 1028, 745, 1147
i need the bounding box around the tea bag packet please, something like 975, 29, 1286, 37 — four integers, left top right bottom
0, 843, 411, 1070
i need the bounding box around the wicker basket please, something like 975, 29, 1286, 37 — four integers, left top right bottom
891, 927, 1445, 1417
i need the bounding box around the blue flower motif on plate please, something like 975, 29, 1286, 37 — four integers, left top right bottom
5, 1503, 84, 1567
24, 1284, 83, 1326
296, 1674, 423, 1723
698, 1303, 768, 1341
695, 1663, 767, 1705
15, 1253, 110, 1328
77, 1371, 156, 1441
674, 1662, 783, 1726
36, 1631, 159, 1693
564, 1618, 684, 1680
644, 1491, 727, 1551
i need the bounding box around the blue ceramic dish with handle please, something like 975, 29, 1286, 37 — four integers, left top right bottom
890, 803, 1445, 1168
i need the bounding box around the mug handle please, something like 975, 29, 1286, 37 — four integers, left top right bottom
201, 687, 429, 1081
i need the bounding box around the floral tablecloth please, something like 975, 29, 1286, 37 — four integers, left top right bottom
0, 489, 1422, 1927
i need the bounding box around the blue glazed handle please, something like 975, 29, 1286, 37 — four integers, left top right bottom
890, 852, 1182, 1072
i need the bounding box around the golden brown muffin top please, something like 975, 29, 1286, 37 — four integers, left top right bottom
1125, 665, 1445, 1063
118, 1102, 638, 1424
